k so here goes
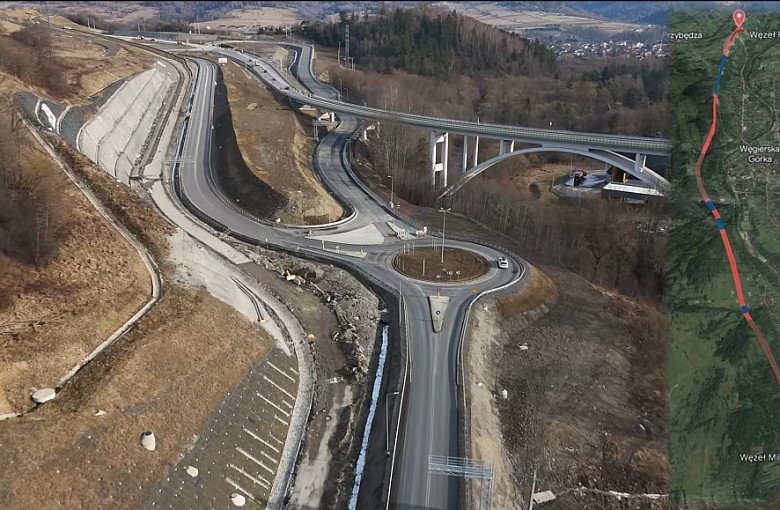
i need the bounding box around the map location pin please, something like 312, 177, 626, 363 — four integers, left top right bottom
733, 9, 746, 28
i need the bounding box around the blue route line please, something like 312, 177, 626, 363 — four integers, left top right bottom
714, 55, 727, 94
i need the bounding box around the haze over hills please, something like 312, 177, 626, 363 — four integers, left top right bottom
8, 1, 780, 28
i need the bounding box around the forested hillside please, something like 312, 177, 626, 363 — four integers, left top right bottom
304, 5, 556, 78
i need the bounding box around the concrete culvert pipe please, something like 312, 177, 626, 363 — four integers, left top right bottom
141, 431, 156, 451
230, 493, 246, 507
31, 388, 56, 404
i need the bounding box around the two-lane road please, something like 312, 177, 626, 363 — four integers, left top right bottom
176, 52, 524, 509
222, 41, 671, 156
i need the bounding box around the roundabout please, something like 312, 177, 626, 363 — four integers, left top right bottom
392, 247, 490, 283
170, 48, 528, 510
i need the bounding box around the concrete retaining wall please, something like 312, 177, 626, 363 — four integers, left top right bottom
78, 68, 173, 184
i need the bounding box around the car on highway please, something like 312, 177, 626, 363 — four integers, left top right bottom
497, 257, 509, 269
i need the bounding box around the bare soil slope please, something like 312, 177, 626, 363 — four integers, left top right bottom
219, 58, 344, 224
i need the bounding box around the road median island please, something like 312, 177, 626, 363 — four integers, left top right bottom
429, 295, 450, 333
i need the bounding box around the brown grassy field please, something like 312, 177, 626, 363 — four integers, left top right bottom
0, 3, 159, 24
0, 137, 152, 415
53, 31, 154, 98
201, 7, 303, 28
435, 2, 642, 34
0, 19, 279, 508
0, 13, 152, 101
0, 14, 160, 415
497, 266, 559, 317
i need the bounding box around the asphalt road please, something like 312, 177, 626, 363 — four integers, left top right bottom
220, 41, 670, 156
224, 42, 670, 197
178, 54, 525, 509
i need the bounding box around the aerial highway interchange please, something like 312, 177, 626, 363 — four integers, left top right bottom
94, 34, 671, 509
176, 44, 524, 509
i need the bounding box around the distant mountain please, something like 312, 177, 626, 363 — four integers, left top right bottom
490, 1, 780, 25
48, 1, 780, 28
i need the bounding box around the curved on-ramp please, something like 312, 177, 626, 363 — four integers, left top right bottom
170, 44, 527, 510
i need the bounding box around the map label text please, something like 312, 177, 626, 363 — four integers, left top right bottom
665, 32, 703, 40
740, 453, 780, 462
740, 145, 779, 163
749, 31, 777, 39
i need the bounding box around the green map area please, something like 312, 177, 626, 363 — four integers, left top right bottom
669, 10, 780, 509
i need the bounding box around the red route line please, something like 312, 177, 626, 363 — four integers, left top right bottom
693, 26, 780, 387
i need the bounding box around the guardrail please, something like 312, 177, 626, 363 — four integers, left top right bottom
384, 291, 409, 510
197, 56, 359, 230
230, 42, 670, 154
177, 49, 526, 510
172, 125, 409, 507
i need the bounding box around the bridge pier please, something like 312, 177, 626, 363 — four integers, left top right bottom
361, 122, 378, 141
499, 139, 515, 155
430, 130, 449, 187
634, 153, 646, 175
460, 135, 481, 174
317, 111, 335, 122
461, 135, 468, 174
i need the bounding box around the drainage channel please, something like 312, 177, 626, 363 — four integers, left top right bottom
348, 324, 389, 509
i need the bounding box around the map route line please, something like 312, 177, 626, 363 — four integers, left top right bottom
693, 13, 780, 388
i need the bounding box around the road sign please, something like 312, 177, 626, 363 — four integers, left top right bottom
472, 288, 477, 294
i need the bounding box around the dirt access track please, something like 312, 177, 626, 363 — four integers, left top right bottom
0, 135, 277, 509
216, 54, 344, 225
0, 13, 153, 415
0, 22, 278, 508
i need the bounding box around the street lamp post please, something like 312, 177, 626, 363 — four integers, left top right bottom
388, 175, 394, 208
439, 207, 451, 263
386, 390, 400, 454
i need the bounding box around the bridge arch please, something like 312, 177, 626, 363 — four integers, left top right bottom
438, 145, 670, 199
